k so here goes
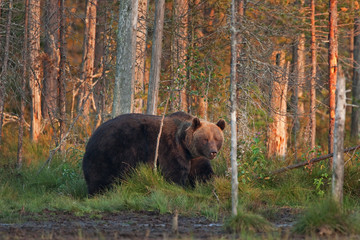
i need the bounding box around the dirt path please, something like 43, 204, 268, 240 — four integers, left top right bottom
0, 210, 231, 239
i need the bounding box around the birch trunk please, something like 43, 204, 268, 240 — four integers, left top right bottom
134, 0, 149, 113
328, 0, 338, 156
351, 16, 360, 141
332, 66, 345, 205
112, 0, 138, 117
29, 0, 42, 142
146, 0, 165, 115
230, 0, 238, 216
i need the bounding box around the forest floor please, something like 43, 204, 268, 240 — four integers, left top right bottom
0, 208, 297, 240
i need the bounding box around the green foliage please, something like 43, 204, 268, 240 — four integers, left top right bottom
344, 165, 360, 198
313, 173, 329, 197
293, 198, 360, 235
224, 207, 273, 234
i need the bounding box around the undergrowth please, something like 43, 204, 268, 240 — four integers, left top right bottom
293, 198, 360, 235
224, 207, 273, 234
0, 135, 360, 237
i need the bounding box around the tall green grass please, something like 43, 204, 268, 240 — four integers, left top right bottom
293, 198, 360, 235
0, 134, 360, 238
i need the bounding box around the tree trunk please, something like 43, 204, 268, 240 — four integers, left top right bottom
42, 0, 60, 120
80, 0, 97, 118
292, 32, 305, 157
328, 0, 338, 156
0, 0, 13, 146
351, 15, 360, 141
112, 0, 138, 117
196, 2, 207, 119
332, 66, 345, 205
172, 0, 188, 112
28, 0, 42, 142
230, 0, 239, 216
93, 0, 106, 128
296, 34, 305, 116
194, 0, 207, 118
146, 0, 165, 115
310, 0, 317, 156
18, 0, 28, 167
235, 0, 244, 82
58, 0, 66, 152
267, 52, 289, 159
134, 0, 149, 113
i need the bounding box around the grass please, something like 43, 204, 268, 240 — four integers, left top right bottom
293, 198, 360, 235
224, 207, 273, 233
1, 133, 360, 237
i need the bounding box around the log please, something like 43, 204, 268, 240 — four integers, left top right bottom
268, 145, 360, 176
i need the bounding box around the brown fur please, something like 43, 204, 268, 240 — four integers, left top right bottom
188, 157, 214, 187
82, 112, 225, 195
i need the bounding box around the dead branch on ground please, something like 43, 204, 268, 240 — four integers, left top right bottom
268, 144, 360, 176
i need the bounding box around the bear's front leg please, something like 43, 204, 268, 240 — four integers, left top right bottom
188, 157, 214, 187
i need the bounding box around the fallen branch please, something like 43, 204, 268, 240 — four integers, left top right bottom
268, 144, 360, 176
2, 112, 30, 129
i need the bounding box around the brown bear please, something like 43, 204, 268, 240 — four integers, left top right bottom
168, 112, 216, 187
82, 112, 225, 195
188, 157, 214, 187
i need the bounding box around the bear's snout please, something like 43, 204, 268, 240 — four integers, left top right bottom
210, 151, 217, 159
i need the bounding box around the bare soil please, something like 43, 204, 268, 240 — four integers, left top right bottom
0, 208, 296, 240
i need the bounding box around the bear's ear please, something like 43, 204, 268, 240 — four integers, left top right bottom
216, 120, 225, 131
191, 118, 201, 131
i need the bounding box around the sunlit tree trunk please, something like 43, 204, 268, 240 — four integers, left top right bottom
58, 0, 66, 151
17, 0, 29, 167
172, 0, 188, 112
310, 0, 317, 155
194, 0, 207, 118
350, 0, 354, 65
267, 52, 289, 159
0, 0, 13, 146
80, 0, 97, 118
292, 33, 305, 155
332, 66, 345, 205
29, 0, 42, 142
43, 0, 60, 120
93, 0, 106, 128
199, 2, 216, 120
296, 34, 305, 116
351, 15, 360, 141
328, 0, 338, 156
146, 0, 165, 115
230, 0, 239, 216
113, 0, 138, 117
134, 0, 148, 113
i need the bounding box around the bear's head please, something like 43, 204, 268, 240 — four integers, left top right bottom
185, 118, 225, 159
